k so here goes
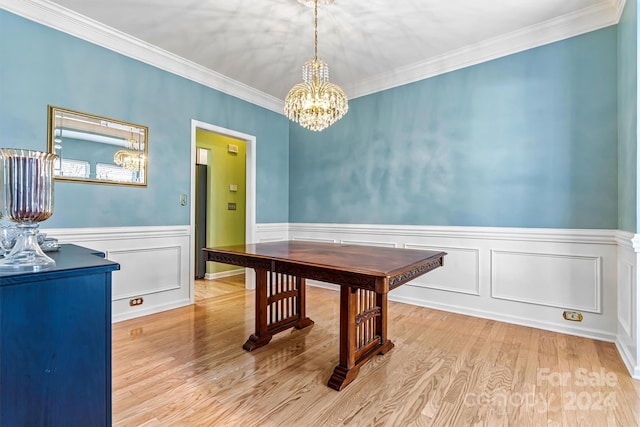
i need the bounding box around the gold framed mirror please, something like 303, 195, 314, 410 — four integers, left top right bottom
47, 106, 148, 186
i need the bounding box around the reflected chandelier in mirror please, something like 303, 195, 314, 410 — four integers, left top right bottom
47, 106, 148, 186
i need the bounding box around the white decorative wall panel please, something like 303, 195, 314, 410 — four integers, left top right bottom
292, 236, 336, 243
110, 246, 182, 299
289, 223, 618, 343
256, 223, 289, 243
43, 226, 191, 322
615, 232, 640, 379
405, 244, 480, 296
617, 260, 633, 337
340, 239, 397, 248
491, 250, 601, 312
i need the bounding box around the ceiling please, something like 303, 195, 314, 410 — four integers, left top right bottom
2, 0, 624, 111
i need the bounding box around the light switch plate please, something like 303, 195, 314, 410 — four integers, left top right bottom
180, 194, 187, 206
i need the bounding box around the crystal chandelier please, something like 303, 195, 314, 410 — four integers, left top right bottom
114, 133, 145, 171
113, 149, 144, 171
284, 0, 348, 131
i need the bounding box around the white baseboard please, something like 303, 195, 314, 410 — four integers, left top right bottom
615, 338, 640, 379
204, 268, 244, 280
112, 298, 191, 323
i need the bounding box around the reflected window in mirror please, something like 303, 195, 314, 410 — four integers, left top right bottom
55, 158, 90, 179
47, 106, 148, 186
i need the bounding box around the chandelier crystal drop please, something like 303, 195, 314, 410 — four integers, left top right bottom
113, 149, 145, 171
114, 134, 145, 171
285, 0, 348, 131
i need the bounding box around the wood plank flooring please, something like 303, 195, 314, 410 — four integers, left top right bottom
112, 275, 640, 426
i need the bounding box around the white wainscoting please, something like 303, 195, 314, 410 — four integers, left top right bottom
43, 225, 192, 322
615, 231, 640, 379
287, 223, 619, 344
283, 223, 640, 378
491, 250, 602, 313
41, 223, 640, 378
255, 223, 290, 243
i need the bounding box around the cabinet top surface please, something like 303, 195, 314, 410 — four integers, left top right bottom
0, 244, 119, 284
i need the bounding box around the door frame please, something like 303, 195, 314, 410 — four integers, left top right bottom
190, 120, 257, 297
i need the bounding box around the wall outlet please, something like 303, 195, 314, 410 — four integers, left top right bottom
563, 311, 583, 322
129, 297, 144, 307
128, 327, 144, 337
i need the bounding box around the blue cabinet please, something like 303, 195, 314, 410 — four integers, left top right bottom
0, 244, 120, 427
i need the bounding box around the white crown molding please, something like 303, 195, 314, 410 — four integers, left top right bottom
613, 0, 627, 21
346, 2, 622, 99
0, 0, 624, 110
0, 0, 284, 114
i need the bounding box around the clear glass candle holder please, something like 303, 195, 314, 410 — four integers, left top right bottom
0, 149, 57, 271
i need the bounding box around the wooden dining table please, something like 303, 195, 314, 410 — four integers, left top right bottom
204, 240, 446, 391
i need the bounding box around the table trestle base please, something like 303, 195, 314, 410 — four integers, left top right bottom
243, 269, 314, 352
328, 286, 393, 390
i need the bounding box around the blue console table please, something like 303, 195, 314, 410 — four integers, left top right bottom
0, 244, 120, 426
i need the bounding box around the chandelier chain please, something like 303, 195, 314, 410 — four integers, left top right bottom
314, 0, 318, 61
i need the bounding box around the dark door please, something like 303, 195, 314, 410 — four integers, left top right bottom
195, 164, 207, 279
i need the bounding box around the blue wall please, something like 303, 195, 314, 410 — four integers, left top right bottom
0, 10, 289, 228
290, 28, 618, 229
0, 9, 627, 231
618, 0, 639, 233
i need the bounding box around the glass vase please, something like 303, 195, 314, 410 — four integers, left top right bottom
0, 149, 57, 271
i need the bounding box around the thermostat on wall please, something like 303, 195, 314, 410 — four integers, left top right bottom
229, 184, 238, 192
196, 148, 209, 165
227, 144, 238, 154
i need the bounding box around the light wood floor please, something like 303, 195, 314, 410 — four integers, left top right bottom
112, 275, 640, 426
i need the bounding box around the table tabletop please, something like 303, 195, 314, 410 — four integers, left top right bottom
205, 240, 446, 291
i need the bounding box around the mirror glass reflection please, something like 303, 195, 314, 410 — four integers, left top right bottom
47, 106, 148, 186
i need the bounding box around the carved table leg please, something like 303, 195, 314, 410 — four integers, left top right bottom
243, 270, 314, 352
243, 268, 272, 351
328, 286, 393, 391
328, 286, 359, 390
295, 277, 314, 329
328, 285, 394, 391
376, 291, 394, 355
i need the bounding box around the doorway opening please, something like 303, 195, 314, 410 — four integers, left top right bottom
189, 120, 256, 301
